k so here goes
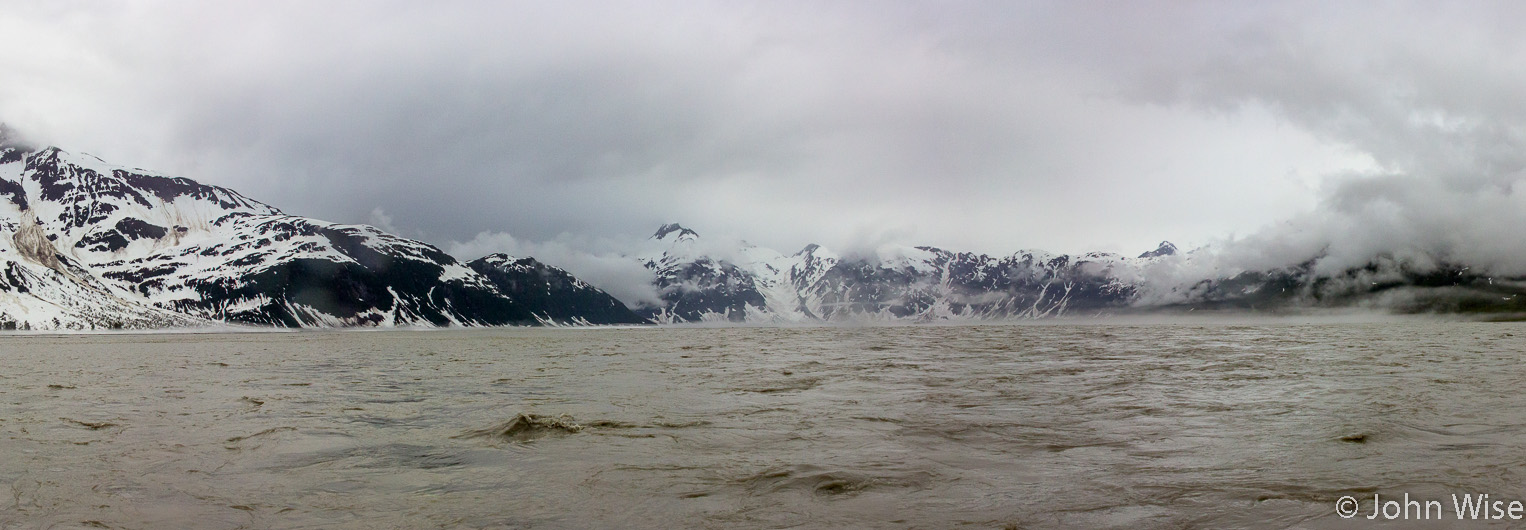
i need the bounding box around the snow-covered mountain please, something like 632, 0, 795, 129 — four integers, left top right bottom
634, 223, 1175, 323
0, 128, 637, 329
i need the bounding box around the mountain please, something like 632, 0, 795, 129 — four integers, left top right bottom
638, 224, 768, 322
634, 223, 1162, 323
0, 128, 634, 329
467, 253, 647, 325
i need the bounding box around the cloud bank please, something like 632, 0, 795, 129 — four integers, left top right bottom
4, 1, 1526, 294
0, 1, 1372, 259
446, 230, 662, 308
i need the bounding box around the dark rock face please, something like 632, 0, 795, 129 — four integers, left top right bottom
117, 170, 258, 210
0, 177, 25, 208
652, 223, 699, 241
643, 258, 767, 322
1167, 256, 1526, 314
180, 255, 533, 327
468, 254, 648, 325
1138, 241, 1178, 259
76, 218, 166, 252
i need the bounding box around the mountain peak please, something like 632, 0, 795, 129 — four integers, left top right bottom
478, 252, 522, 265
1138, 241, 1178, 258
652, 223, 699, 242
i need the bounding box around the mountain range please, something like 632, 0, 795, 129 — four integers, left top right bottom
0, 127, 634, 329
633, 223, 1174, 323
2, 126, 1521, 329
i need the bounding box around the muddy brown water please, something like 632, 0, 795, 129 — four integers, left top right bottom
2, 321, 1524, 529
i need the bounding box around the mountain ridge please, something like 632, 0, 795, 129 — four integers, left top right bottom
4, 127, 1520, 328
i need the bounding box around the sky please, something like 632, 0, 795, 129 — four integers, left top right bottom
4, 1, 1526, 293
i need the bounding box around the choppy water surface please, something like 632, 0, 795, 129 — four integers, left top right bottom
3, 321, 1526, 529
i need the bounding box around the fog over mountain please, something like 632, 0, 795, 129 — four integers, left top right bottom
4, 2, 1526, 316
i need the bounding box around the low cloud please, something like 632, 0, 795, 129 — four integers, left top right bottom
368, 207, 400, 235
447, 230, 661, 309
1103, 3, 1526, 298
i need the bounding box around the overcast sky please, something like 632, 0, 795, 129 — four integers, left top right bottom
3, 1, 1523, 275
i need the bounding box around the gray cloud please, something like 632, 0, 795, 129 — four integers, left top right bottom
4, 1, 1523, 290
1086, 2, 1526, 290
